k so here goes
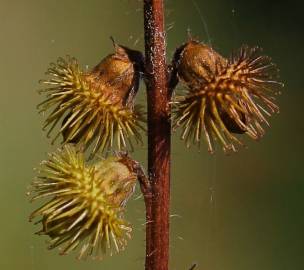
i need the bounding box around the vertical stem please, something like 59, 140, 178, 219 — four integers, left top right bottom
143, 1, 170, 270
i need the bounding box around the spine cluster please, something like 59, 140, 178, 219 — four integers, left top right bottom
172, 40, 282, 153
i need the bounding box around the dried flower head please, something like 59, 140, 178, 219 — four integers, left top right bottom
172, 40, 283, 153
38, 42, 145, 157
29, 145, 139, 259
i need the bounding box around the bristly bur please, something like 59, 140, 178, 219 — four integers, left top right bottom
29, 145, 143, 260
38, 40, 145, 157
171, 39, 283, 153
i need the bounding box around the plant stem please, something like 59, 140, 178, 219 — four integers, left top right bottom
143, 1, 170, 270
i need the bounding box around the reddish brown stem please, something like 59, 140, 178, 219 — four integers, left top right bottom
143, 1, 170, 270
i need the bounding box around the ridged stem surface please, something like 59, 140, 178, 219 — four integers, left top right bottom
143, 1, 170, 270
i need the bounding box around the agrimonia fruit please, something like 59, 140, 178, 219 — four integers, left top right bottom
172, 39, 282, 153
29, 145, 139, 259
38, 42, 145, 157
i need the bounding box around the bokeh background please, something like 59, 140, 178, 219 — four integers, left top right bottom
0, 0, 303, 269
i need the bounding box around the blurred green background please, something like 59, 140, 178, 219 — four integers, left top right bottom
0, 0, 303, 269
